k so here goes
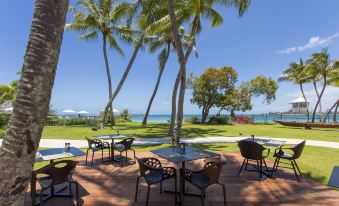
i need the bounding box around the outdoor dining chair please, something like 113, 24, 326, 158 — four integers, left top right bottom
237, 140, 270, 180
85, 137, 111, 166
114, 137, 136, 167
135, 157, 177, 206
31, 160, 79, 206
181, 161, 226, 206
271, 140, 306, 182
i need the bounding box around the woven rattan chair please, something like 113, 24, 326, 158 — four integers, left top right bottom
271, 140, 306, 182
85, 137, 110, 166
31, 160, 79, 206
181, 161, 226, 206
114, 137, 136, 167
237, 140, 270, 180
135, 157, 177, 206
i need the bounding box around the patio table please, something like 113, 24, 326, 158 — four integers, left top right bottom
152, 145, 220, 202
94, 133, 127, 162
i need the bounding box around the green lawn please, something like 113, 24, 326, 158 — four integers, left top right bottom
34, 143, 339, 186
42, 122, 339, 142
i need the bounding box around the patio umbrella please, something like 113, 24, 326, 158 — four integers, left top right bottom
77, 111, 89, 114
101, 108, 120, 113
62, 109, 75, 113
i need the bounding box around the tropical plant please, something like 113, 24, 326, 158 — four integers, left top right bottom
166, 0, 251, 144
0, 80, 19, 104
0, 0, 69, 203
305, 50, 339, 122
278, 59, 310, 120
66, 0, 135, 126
218, 75, 278, 118
189, 66, 238, 123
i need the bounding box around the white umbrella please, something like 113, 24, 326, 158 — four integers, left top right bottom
77, 111, 89, 114
101, 108, 119, 113
62, 109, 75, 113
2, 107, 13, 112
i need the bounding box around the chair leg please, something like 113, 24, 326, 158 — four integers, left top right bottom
75, 182, 80, 206
245, 159, 249, 171
85, 149, 89, 165
132, 149, 136, 160
91, 151, 95, 166
160, 182, 162, 194
146, 185, 151, 206
293, 160, 302, 176
200, 189, 205, 206
271, 157, 278, 176
120, 152, 123, 167
101, 149, 104, 161
256, 160, 261, 181
291, 160, 300, 182
218, 183, 227, 206
126, 151, 128, 163
237, 159, 246, 177
135, 176, 139, 202
174, 176, 177, 206
69, 182, 72, 196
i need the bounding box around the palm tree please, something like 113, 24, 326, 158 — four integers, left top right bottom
0, 0, 69, 204
142, 33, 172, 125
166, 0, 250, 143
279, 59, 310, 121
324, 60, 339, 122
66, 0, 134, 126
306, 50, 338, 122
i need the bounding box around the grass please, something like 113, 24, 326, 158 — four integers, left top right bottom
34, 143, 339, 186
41, 122, 339, 142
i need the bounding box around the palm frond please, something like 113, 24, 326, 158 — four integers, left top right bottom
107, 34, 124, 56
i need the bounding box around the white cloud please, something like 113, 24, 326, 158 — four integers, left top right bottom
277, 33, 339, 54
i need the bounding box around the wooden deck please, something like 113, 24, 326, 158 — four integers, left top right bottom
25, 151, 339, 206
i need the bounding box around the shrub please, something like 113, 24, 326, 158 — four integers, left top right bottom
185, 116, 199, 124
233, 116, 254, 124
0, 113, 10, 128
0, 127, 5, 138
208, 116, 230, 124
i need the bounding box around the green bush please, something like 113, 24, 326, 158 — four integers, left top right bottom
0, 127, 5, 138
0, 113, 10, 128
208, 116, 230, 125
45, 116, 99, 126
185, 116, 199, 124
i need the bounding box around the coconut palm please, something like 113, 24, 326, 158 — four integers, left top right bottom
0, 0, 69, 204
66, 0, 135, 125
279, 59, 310, 121
306, 50, 339, 122
324, 60, 339, 122
166, 0, 251, 143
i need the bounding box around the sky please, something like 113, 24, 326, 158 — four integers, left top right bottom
0, 0, 339, 115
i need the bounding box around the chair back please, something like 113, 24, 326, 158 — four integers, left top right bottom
202, 161, 225, 185
238, 140, 265, 160
291, 140, 306, 159
136, 157, 162, 177
119, 137, 135, 150
85, 137, 101, 149
35, 160, 78, 185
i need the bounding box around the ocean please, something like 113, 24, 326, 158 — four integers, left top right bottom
130, 114, 339, 123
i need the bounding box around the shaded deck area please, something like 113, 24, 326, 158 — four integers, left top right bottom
25, 151, 339, 206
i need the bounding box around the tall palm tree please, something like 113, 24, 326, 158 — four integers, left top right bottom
66, 0, 134, 126
306, 50, 338, 122
166, 0, 250, 143
279, 59, 310, 121
324, 60, 339, 122
142, 33, 172, 125
0, 0, 69, 204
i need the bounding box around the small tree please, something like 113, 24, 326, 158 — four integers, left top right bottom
217, 76, 278, 118
189, 66, 237, 123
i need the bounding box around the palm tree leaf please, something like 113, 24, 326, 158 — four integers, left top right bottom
107, 34, 124, 56
78, 31, 98, 41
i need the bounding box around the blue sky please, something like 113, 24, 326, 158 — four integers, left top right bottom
1, 0, 339, 115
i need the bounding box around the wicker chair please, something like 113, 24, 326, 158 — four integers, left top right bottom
181, 161, 226, 206
85, 137, 111, 166
114, 137, 136, 167
31, 160, 79, 206
135, 157, 177, 206
237, 140, 270, 180
271, 140, 306, 182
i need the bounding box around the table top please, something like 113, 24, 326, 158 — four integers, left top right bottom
242, 138, 286, 147
152, 146, 220, 163
35, 147, 86, 162
94, 134, 127, 140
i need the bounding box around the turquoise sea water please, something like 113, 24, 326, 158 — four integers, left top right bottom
131, 114, 339, 123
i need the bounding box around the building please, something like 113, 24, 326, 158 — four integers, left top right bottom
289, 97, 310, 113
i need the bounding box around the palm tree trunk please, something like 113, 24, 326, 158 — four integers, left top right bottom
102, 33, 145, 123
299, 83, 310, 121
0, 0, 68, 204
312, 75, 327, 122
324, 100, 339, 122
334, 103, 339, 122
168, 69, 180, 139
167, 0, 187, 144
142, 45, 170, 125
313, 82, 322, 113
